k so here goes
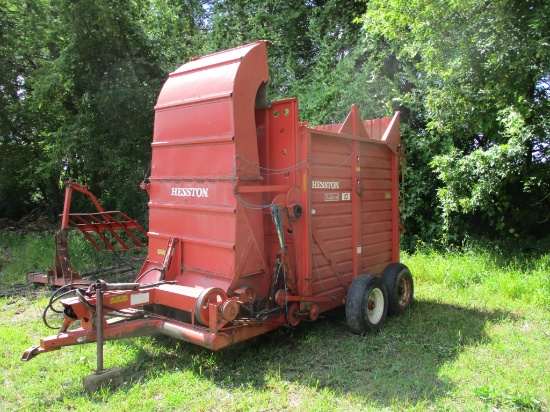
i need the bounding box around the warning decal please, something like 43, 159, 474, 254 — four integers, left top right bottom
110, 295, 129, 305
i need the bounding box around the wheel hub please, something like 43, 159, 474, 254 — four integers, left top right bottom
398, 277, 412, 306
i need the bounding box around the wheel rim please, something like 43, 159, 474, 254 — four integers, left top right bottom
366, 288, 384, 324
397, 275, 412, 308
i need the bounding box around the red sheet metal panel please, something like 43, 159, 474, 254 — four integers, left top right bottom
360, 141, 395, 274
253, 98, 402, 309
308, 131, 355, 297
259, 98, 302, 284
139, 42, 270, 298
303, 112, 401, 308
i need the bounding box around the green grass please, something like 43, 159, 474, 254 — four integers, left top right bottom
0, 233, 54, 286
1, 233, 549, 411
0, 231, 145, 288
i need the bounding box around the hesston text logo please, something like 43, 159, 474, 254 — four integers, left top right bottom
311, 181, 340, 189
171, 187, 209, 198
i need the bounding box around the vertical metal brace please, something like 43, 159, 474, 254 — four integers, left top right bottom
96, 287, 104, 374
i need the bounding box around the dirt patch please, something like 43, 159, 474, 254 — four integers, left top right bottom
0, 215, 58, 237
0, 282, 51, 299
2, 295, 46, 325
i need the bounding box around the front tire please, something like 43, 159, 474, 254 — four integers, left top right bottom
346, 274, 388, 333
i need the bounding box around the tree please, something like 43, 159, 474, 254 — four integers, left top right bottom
0, 0, 61, 218
206, 0, 314, 98
3, 0, 548, 246
0, 0, 207, 221
360, 0, 550, 241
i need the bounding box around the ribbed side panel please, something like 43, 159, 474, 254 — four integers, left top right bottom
360, 143, 393, 275
308, 132, 354, 296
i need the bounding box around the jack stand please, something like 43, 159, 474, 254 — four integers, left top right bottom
82, 285, 124, 394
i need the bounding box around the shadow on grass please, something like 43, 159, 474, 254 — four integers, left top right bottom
106, 299, 515, 407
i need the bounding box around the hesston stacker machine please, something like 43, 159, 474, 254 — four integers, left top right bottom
23, 42, 413, 374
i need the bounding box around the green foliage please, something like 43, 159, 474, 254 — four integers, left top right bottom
406, 239, 550, 308
37, 0, 165, 219
475, 386, 543, 411
1, 0, 549, 243
205, 0, 310, 97
0, 0, 204, 221
0, 0, 59, 217
361, 0, 550, 241
432, 137, 524, 233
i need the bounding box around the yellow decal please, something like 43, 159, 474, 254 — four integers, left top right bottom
157, 248, 166, 256
356, 167, 361, 172
110, 295, 128, 304
303, 173, 307, 192
385, 192, 391, 199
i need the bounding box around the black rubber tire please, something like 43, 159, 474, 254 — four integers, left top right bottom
381, 263, 414, 316
346, 274, 388, 333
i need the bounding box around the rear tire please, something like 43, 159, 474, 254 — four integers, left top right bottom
381, 263, 414, 315
346, 274, 388, 333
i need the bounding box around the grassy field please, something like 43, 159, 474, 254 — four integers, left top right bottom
0, 231, 549, 411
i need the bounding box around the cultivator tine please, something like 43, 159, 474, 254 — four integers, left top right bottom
68, 213, 116, 251
68, 211, 146, 252
116, 211, 146, 247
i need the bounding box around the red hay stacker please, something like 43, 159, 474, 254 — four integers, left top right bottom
23, 42, 413, 383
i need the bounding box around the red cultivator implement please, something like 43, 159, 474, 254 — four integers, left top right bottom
23, 42, 413, 386
27, 180, 147, 286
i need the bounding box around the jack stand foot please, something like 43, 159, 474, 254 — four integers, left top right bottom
83, 367, 125, 394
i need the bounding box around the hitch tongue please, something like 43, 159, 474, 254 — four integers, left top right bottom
21, 346, 47, 362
